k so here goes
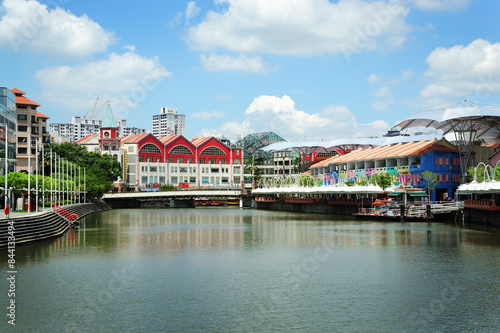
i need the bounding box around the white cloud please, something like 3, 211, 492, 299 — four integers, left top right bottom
200, 95, 389, 140
418, 39, 500, 105
185, 1, 201, 21
0, 0, 115, 56
200, 53, 270, 73
367, 74, 381, 85
191, 110, 226, 120
188, 0, 410, 56
412, 0, 472, 11
371, 99, 391, 111
36, 48, 171, 118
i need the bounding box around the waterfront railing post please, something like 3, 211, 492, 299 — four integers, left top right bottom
36, 139, 39, 212
28, 132, 31, 214
42, 142, 45, 210
50, 150, 53, 207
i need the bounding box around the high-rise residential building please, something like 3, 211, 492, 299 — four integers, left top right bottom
0, 87, 17, 177
50, 114, 148, 143
11, 88, 50, 173
152, 107, 186, 138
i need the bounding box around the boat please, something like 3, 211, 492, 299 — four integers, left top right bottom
226, 198, 240, 205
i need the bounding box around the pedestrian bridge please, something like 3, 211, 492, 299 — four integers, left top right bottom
102, 190, 246, 209
103, 189, 243, 200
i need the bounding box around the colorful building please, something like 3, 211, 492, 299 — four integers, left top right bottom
310, 139, 460, 201
11, 88, 50, 173
77, 104, 243, 190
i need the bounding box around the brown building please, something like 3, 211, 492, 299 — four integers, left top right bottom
11, 88, 50, 173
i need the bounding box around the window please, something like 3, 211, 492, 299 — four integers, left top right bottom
220, 159, 226, 164
190, 177, 196, 183
452, 158, 460, 166
17, 126, 27, 132
234, 159, 241, 164
150, 166, 157, 172
18, 147, 27, 154
211, 168, 219, 173
202, 177, 209, 183
169, 145, 193, 155
17, 114, 27, 121
139, 144, 161, 154
199, 158, 206, 164
200, 147, 226, 156
147, 157, 153, 162
171, 177, 178, 183
235, 149, 240, 155
234, 166, 240, 174
435, 157, 449, 165
159, 176, 165, 183
187, 158, 193, 163
438, 174, 449, 182
452, 174, 460, 182
180, 167, 187, 173
177, 158, 184, 163
17, 137, 27, 143
168, 157, 174, 162
139, 156, 144, 162
141, 176, 147, 183
209, 158, 217, 164
149, 176, 153, 183
156, 157, 161, 163
222, 177, 229, 183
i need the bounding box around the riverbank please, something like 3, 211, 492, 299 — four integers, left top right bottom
0, 201, 111, 247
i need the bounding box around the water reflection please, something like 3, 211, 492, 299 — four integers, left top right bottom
1, 208, 499, 333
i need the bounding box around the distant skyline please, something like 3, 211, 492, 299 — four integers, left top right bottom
2, 0, 500, 141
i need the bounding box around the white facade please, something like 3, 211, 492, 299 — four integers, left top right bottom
152, 107, 186, 137
50, 116, 147, 143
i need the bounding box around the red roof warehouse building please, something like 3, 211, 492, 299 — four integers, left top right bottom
77, 106, 243, 190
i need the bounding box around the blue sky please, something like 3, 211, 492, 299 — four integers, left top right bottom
2, 0, 500, 141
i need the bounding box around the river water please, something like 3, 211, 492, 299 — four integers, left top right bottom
1, 207, 499, 332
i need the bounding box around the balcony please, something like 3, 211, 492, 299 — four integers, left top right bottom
375, 167, 386, 174
410, 165, 421, 172
386, 166, 398, 175
397, 165, 409, 173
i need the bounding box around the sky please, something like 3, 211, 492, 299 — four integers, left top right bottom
2, 0, 500, 142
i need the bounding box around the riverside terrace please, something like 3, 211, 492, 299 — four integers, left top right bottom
309, 138, 460, 202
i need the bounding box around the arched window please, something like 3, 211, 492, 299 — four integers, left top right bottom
139, 143, 161, 154
200, 147, 226, 156
169, 145, 193, 155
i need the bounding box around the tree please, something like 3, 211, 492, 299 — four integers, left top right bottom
421, 170, 438, 197
376, 172, 392, 190
244, 156, 262, 186
49, 143, 122, 198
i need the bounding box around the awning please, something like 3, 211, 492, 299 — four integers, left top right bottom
408, 192, 427, 197
388, 192, 404, 196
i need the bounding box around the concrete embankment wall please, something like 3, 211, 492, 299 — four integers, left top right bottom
255, 201, 358, 215
0, 201, 111, 247
464, 209, 500, 227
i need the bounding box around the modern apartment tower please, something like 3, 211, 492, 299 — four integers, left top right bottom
50, 116, 148, 143
152, 107, 186, 138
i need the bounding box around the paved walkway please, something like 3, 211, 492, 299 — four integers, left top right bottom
1, 207, 54, 220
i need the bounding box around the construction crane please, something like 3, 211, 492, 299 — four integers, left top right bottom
91, 100, 108, 120
84, 98, 108, 120
85, 97, 99, 119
